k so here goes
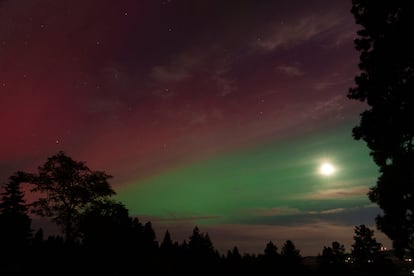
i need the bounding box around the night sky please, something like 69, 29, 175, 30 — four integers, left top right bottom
0, 0, 390, 256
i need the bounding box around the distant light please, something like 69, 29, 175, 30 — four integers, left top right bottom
319, 163, 335, 176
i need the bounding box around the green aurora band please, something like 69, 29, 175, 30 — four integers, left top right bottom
117, 122, 379, 226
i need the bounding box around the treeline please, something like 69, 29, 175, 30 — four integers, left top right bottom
0, 152, 401, 275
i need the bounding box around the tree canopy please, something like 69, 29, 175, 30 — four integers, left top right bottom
319, 241, 346, 265
27, 151, 115, 243
0, 172, 32, 249
349, 0, 414, 257
351, 224, 382, 264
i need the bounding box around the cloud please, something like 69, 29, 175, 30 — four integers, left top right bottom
300, 95, 348, 122
151, 65, 191, 83
331, 30, 356, 48
138, 214, 221, 223
150, 52, 201, 83
214, 74, 237, 96
247, 205, 371, 222
312, 95, 345, 114
323, 178, 377, 188
312, 71, 354, 92
248, 206, 350, 218
251, 206, 302, 217
150, 47, 238, 97
276, 65, 304, 77
301, 186, 369, 200
308, 208, 345, 215
256, 12, 346, 51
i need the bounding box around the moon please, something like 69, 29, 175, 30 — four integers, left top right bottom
319, 163, 335, 176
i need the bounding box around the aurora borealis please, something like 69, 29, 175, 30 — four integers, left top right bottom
0, 0, 391, 255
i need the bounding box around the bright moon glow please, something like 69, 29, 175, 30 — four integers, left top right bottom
319, 163, 335, 176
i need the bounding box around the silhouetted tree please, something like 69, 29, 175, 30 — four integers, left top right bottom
0, 172, 32, 250
160, 229, 182, 270
259, 240, 280, 274
33, 228, 44, 242
78, 199, 134, 274
187, 226, 219, 274
351, 224, 382, 264
27, 151, 115, 243
227, 246, 242, 261
348, 0, 414, 257
281, 240, 301, 260
318, 241, 348, 275
319, 241, 346, 265
188, 226, 215, 256
225, 246, 243, 274
143, 221, 158, 248
281, 239, 302, 271
264, 240, 278, 258
79, 199, 131, 249
161, 230, 173, 251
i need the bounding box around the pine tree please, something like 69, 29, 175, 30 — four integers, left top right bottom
351, 224, 382, 264
281, 240, 302, 265
0, 172, 32, 257
0, 172, 32, 251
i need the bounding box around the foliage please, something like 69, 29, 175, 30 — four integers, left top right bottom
318, 241, 350, 275
319, 241, 346, 265
188, 226, 215, 257
79, 199, 131, 248
281, 239, 302, 262
349, 0, 414, 257
0, 172, 32, 249
28, 151, 115, 243
161, 230, 173, 251
227, 246, 242, 261
351, 224, 382, 264
264, 240, 278, 258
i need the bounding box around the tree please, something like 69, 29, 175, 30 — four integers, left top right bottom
28, 151, 115, 243
161, 230, 174, 252
79, 199, 131, 248
0, 172, 32, 249
78, 199, 134, 274
351, 224, 382, 264
188, 226, 218, 261
281, 239, 302, 267
264, 240, 278, 258
319, 241, 346, 265
227, 246, 242, 261
318, 241, 348, 275
142, 221, 158, 253
261, 241, 280, 273
187, 226, 219, 275
348, 1, 414, 256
